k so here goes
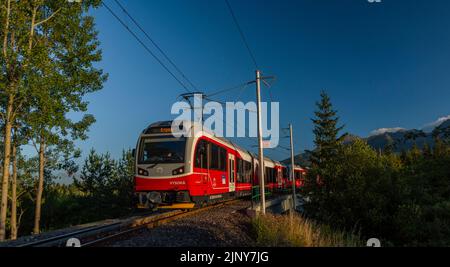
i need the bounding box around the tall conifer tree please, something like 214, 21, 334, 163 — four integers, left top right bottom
303, 91, 346, 218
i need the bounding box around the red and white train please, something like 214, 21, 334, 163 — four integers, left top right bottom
133, 121, 306, 209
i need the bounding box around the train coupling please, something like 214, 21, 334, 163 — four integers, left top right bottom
136, 192, 161, 209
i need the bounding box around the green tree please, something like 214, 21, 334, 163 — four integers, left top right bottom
303, 120, 450, 246
11, 152, 37, 238
112, 150, 135, 212
0, 0, 106, 238
326, 140, 405, 239
7, 110, 33, 239
383, 135, 396, 154
75, 150, 117, 200
0, 0, 36, 240
303, 91, 346, 218
309, 91, 346, 167
74, 149, 134, 221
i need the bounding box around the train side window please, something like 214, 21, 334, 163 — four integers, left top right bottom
194, 140, 208, 169
239, 159, 247, 183
248, 161, 253, 183
241, 161, 244, 183
241, 161, 245, 183
236, 158, 242, 183
243, 160, 247, 183
218, 147, 227, 171
209, 143, 219, 170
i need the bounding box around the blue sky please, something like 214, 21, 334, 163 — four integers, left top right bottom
54, 0, 450, 165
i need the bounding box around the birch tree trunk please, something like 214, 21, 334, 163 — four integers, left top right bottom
0, 0, 12, 242
10, 144, 18, 240
33, 141, 46, 235
0, 96, 14, 240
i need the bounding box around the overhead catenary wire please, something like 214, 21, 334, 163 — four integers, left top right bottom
234, 82, 250, 103
188, 94, 258, 150
105, 1, 282, 160
205, 96, 258, 136
103, 1, 191, 93
207, 81, 251, 98
259, 71, 276, 103
113, 0, 198, 92
266, 84, 275, 103
204, 108, 259, 153
225, 0, 259, 70
206, 95, 257, 113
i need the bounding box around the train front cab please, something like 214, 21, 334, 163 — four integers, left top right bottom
134, 122, 252, 209
134, 122, 197, 209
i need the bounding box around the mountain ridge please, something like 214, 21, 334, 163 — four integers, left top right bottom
282, 118, 450, 166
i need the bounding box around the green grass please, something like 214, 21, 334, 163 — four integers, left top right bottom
252, 213, 363, 247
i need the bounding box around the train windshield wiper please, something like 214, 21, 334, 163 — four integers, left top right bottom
147, 163, 159, 169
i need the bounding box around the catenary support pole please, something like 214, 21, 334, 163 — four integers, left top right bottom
289, 124, 297, 210
256, 70, 266, 215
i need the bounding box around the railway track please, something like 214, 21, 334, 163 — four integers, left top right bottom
15, 199, 241, 247
17, 222, 123, 247
82, 199, 241, 247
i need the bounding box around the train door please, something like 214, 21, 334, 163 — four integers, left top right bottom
228, 154, 236, 192
194, 139, 209, 191
277, 168, 282, 188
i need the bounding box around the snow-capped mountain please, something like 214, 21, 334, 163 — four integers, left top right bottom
282, 116, 450, 165
366, 117, 450, 152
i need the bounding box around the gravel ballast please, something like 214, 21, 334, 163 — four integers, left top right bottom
108, 201, 255, 247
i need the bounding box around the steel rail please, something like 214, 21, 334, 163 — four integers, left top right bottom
81, 199, 242, 247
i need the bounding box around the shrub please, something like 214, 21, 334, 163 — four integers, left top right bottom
252, 213, 363, 247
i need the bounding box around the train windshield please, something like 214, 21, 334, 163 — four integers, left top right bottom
138, 138, 186, 164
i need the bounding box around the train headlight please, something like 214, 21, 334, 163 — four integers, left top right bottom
172, 167, 184, 175
138, 168, 149, 176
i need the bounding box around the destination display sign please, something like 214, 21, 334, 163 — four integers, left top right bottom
149, 127, 172, 134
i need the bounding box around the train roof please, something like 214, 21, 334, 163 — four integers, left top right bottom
142, 120, 285, 167
294, 165, 306, 171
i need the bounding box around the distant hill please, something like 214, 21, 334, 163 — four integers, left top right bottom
365, 129, 429, 152
282, 118, 450, 166
281, 151, 312, 167
434, 119, 450, 139
366, 119, 450, 152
